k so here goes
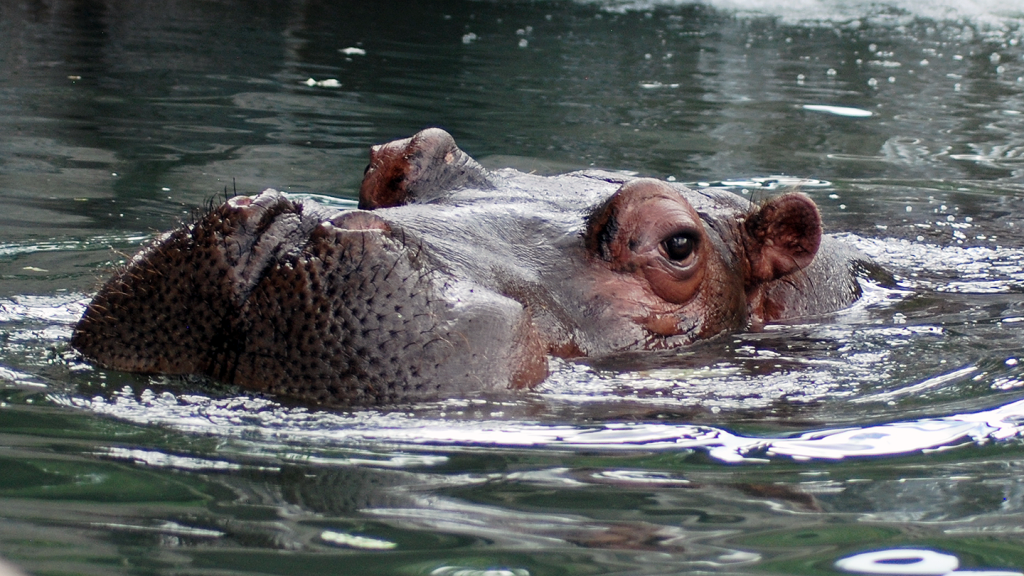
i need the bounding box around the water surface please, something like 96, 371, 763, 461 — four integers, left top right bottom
2, 0, 1024, 574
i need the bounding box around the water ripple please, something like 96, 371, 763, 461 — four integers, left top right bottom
53, 388, 1024, 464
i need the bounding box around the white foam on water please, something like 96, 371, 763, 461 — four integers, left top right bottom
835, 547, 1024, 576
51, 388, 1024, 464
583, 0, 1024, 27
844, 234, 1024, 293
803, 104, 873, 118
835, 549, 959, 575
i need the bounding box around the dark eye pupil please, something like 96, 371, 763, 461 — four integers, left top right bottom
663, 234, 695, 261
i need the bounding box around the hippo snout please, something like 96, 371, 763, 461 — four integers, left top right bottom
72, 189, 547, 406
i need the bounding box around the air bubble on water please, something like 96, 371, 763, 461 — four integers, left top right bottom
519, 39, 528, 48
462, 33, 478, 44
906, 206, 913, 212
868, 77, 878, 87
1008, 358, 1019, 366
991, 52, 1002, 64
797, 73, 806, 84
827, 68, 837, 76
889, 76, 895, 83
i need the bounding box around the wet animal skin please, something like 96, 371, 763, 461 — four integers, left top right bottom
72, 129, 870, 406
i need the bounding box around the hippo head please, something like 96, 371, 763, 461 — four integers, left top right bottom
580, 176, 821, 350
72, 129, 856, 406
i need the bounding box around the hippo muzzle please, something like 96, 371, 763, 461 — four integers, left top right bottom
71, 190, 546, 406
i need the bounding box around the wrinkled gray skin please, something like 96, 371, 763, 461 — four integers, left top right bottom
72, 129, 875, 406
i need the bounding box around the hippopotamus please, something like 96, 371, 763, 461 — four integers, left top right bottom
71, 128, 871, 406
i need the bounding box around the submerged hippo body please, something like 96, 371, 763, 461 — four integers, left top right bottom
72, 129, 870, 406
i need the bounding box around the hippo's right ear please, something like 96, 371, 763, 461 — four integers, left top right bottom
359, 128, 493, 209
742, 193, 822, 284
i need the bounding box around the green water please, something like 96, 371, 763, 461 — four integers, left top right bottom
2, 0, 1024, 574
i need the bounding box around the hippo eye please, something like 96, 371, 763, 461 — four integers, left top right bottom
662, 232, 697, 262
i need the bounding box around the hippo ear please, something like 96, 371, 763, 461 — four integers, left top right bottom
358, 128, 493, 209
743, 192, 822, 283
